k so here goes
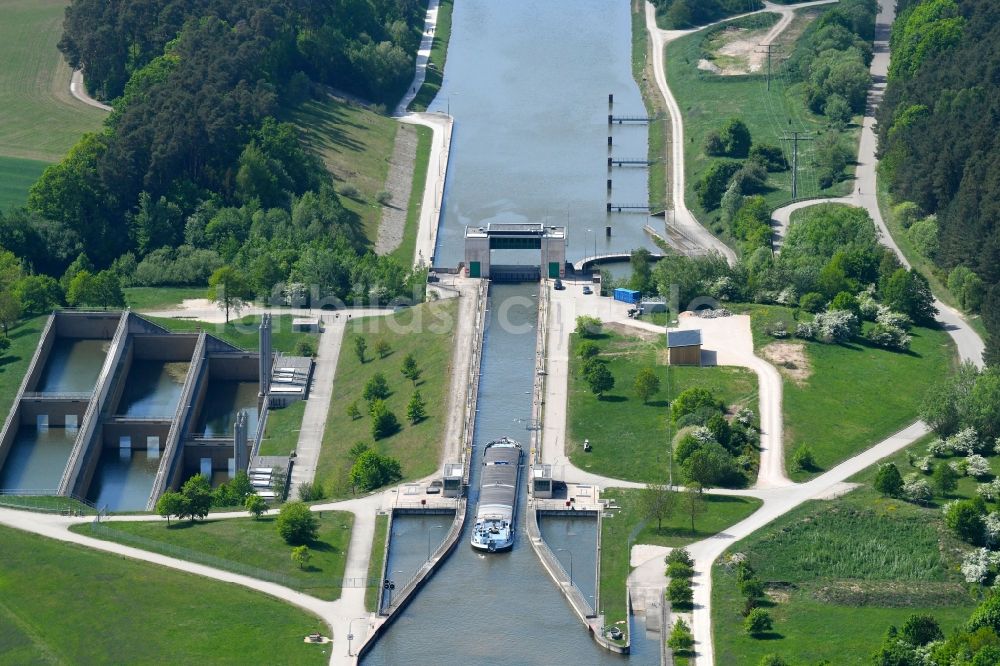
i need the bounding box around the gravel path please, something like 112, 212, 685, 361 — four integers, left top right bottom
375, 124, 417, 255
70, 70, 112, 111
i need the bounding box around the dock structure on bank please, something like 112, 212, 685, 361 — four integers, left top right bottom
608, 113, 660, 124
607, 156, 658, 167
606, 202, 651, 213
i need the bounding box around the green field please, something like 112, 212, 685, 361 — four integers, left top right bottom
259, 400, 306, 457
314, 299, 457, 497
124, 286, 208, 311
290, 95, 398, 246
731, 302, 957, 479
566, 330, 757, 483
712, 485, 975, 665
0, 0, 107, 165
144, 314, 317, 354
391, 124, 432, 265
0, 525, 327, 664
665, 10, 856, 238
781, 324, 955, 480
0, 155, 48, 211
365, 513, 390, 611
0, 316, 46, 420
408, 0, 454, 112
75, 511, 354, 601
601, 488, 762, 646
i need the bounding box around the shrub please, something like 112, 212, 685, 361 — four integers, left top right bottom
297, 481, 326, 502
671, 388, 722, 422
748, 144, 788, 172
339, 184, 359, 199
370, 399, 400, 440
903, 478, 932, 505
813, 309, 858, 343
294, 338, 316, 357
276, 501, 318, 545
978, 479, 1000, 502
667, 618, 694, 653
667, 561, 694, 578
944, 500, 986, 545
933, 461, 960, 495
666, 547, 694, 567
759, 656, 789, 666
576, 340, 599, 359
792, 446, 817, 472
874, 463, 904, 497
695, 160, 742, 210
865, 323, 911, 351
744, 608, 773, 636
795, 321, 818, 339
907, 215, 939, 259
966, 455, 991, 479
900, 614, 943, 646
375, 190, 392, 206
575, 315, 603, 338
799, 292, 825, 313
667, 577, 693, 607
349, 450, 402, 491
961, 548, 996, 584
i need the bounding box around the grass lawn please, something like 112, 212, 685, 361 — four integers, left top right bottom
0, 155, 47, 211
0, 525, 326, 664
877, 181, 989, 342
630, 1, 668, 211
782, 324, 955, 480
124, 286, 207, 311
711, 483, 976, 665
408, 0, 454, 112
0, 316, 46, 419
601, 488, 762, 646
314, 299, 458, 497
74, 511, 354, 601
566, 330, 757, 483
365, 513, 390, 612
730, 302, 957, 480
0, 0, 107, 165
390, 124, 432, 265
259, 400, 306, 457
665, 9, 857, 240
290, 95, 398, 246
144, 314, 317, 354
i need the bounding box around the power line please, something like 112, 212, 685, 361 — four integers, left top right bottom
780, 131, 815, 199
754, 43, 783, 91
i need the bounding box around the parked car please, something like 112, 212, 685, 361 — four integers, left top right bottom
553, 278, 565, 290
582, 286, 593, 295
426, 480, 443, 494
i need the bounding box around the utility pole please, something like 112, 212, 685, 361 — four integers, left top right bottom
780, 131, 814, 200
755, 44, 782, 91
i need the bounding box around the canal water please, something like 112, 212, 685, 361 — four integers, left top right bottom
366, 0, 661, 661
86, 448, 161, 511
115, 361, 189, 418
195, 381, 259, 437
429, 0, 657, 268
35, 339, 109, 393
0, 427, 77, 491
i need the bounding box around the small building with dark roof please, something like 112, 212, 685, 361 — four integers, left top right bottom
667, 329, 702, 366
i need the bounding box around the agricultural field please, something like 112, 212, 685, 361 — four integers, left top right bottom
0, 0, 107, 206
0, 525, 327, 664
314, 299, 457, 497
567, 329, 757, 483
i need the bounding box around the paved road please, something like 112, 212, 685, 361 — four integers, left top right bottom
70, 70, 112, 112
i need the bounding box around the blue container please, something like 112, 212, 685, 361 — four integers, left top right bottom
613, 288, 641, 304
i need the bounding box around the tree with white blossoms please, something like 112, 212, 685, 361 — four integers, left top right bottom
966, 455, 992, 479
961, 548, 1000, 584
984, 513, 1000, 547
903, 477, 932, 505
736, 408, 755, 427
949, 428, 981, 455
979, 479, 1000, 502
916, 456, 934, 473
812, 309, 858, 343
994, 437, 1000, 456
927, 438, 950, 457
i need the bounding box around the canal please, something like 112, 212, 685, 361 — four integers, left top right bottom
365, 0, 659, 661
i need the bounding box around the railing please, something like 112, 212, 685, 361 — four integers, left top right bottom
20, 391, 93, 401
250, 397, 270, 460
526, 507, 596, 618
105, 416, 173, 424
146, 332, 206, 510
57, 310, 130, 496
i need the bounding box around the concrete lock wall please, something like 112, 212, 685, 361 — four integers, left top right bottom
102, 423, 171, 449
132, 334, 198, 361
0, 403, 23, 473
21, 321, 58, 393
19, 400, 89, 426
181, 442, 248, 470
53, 312, 120, 339
206, 355, 258, 381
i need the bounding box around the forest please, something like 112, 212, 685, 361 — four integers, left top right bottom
652, 0, 763, 29
0, 0, 426, 323
876, 0, 1000, 364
